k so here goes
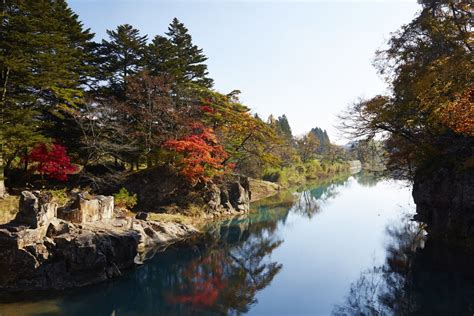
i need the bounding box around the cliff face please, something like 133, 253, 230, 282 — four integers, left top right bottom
124, 167, 252, 216
412, 166, 474, 241
0, 191, 198, 294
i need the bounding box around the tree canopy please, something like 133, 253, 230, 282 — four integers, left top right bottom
339, 0, 473, 178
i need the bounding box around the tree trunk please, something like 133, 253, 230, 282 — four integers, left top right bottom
0, 152, 6, 199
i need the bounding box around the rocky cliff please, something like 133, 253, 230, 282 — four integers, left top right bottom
0, 191, 197, 294
412, 166, 474, 242
124, 167, 252, 216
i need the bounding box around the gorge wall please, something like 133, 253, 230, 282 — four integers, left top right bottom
412, 166, 474, 243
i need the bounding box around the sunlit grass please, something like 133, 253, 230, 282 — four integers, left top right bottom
0, 195, 19, 224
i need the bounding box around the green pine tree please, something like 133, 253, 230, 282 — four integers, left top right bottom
0, 0, 95, 196
100, 24, 148, 98
275, 115, 293, 140
146, 18, 213, 88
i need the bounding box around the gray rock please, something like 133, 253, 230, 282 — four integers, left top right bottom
57, 194, 114, 224
0, 190, 199, 293
14, 191, 57, 229
135, 212, 148, 220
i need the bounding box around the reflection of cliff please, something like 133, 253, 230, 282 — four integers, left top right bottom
56, 208, 284, 315
333, 214, 474, 315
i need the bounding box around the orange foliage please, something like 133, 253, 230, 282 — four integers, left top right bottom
439, 86, 474, 137
164, 123, 230, 183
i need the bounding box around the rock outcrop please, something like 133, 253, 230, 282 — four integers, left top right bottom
205, 175, 251, 215
124, 166, 252, 216
57, 193, 114, 223
413, 166, 474, 241
248, 178, 281, 202
0, 191, 198, 294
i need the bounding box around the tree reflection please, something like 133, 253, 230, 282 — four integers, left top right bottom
333, 214, 474, 315
355, 172, 386, 187
165, 228, 283, 314
292, 180, 343, 218
56, 206, 285, 316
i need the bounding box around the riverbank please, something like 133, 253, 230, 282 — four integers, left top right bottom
0, 169, 352, 296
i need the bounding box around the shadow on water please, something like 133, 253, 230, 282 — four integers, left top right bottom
333, 213, 474, 316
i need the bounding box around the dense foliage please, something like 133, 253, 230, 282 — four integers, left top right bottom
0, 0, 351, 196
26, 144, 76, 181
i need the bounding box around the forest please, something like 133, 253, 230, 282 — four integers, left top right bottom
0, 1, 357, 205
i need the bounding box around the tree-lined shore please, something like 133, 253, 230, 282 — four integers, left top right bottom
0, 1, 354, 212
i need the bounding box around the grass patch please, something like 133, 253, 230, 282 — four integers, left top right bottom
0, 195, 19, 224
147, 213, 195, 224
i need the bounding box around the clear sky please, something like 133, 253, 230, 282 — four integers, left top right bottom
68, 0, 419, 143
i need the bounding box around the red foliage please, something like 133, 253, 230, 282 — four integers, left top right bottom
200, 105, 214, 113
166, 255, 226, 308
163, 124, 229, 182
27, 143, 77, 181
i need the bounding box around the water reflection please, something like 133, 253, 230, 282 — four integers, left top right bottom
354, 171, 386, 187
4, 175, 465, 315
52, 210, 286, 315
333, 214, 474, 316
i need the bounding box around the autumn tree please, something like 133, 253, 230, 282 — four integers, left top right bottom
198, 90, 283, 177
164, 123, 229, 183
27, 143, 77, 181
296, 132, 320, 163
75, 72, 186, 177
339, 0, 473, 178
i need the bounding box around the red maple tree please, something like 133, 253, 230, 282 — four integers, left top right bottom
27, 143, 77, 181
163, 124, 230, 183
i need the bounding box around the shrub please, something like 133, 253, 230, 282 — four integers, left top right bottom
262, 168, 281, 183
49, 189, 69, 206
113, 188, 137, 209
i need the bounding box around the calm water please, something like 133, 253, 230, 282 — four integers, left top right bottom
1, 174, 474, 315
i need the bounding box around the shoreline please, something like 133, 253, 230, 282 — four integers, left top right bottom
0, 171, 353, 299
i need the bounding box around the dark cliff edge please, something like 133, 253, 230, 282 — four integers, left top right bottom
123, 166, 253, 216
412, 166, 474, 247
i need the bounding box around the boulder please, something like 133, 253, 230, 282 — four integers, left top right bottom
205, 176, 251, 214
57, 194, 114, 224
14, 191, 57, 229
135, 212, 148, 220
228, 178, 250, 212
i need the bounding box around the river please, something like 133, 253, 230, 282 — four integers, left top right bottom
1, 173, 473, 315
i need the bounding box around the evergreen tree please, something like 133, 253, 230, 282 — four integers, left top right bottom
146, 18, 213, 88
275, 115, 293, 140
0, 0, 95, 196
310, 127, 331, 154
100, 24, 148, 97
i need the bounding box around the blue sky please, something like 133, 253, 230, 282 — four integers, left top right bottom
69, 0, 419, 143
